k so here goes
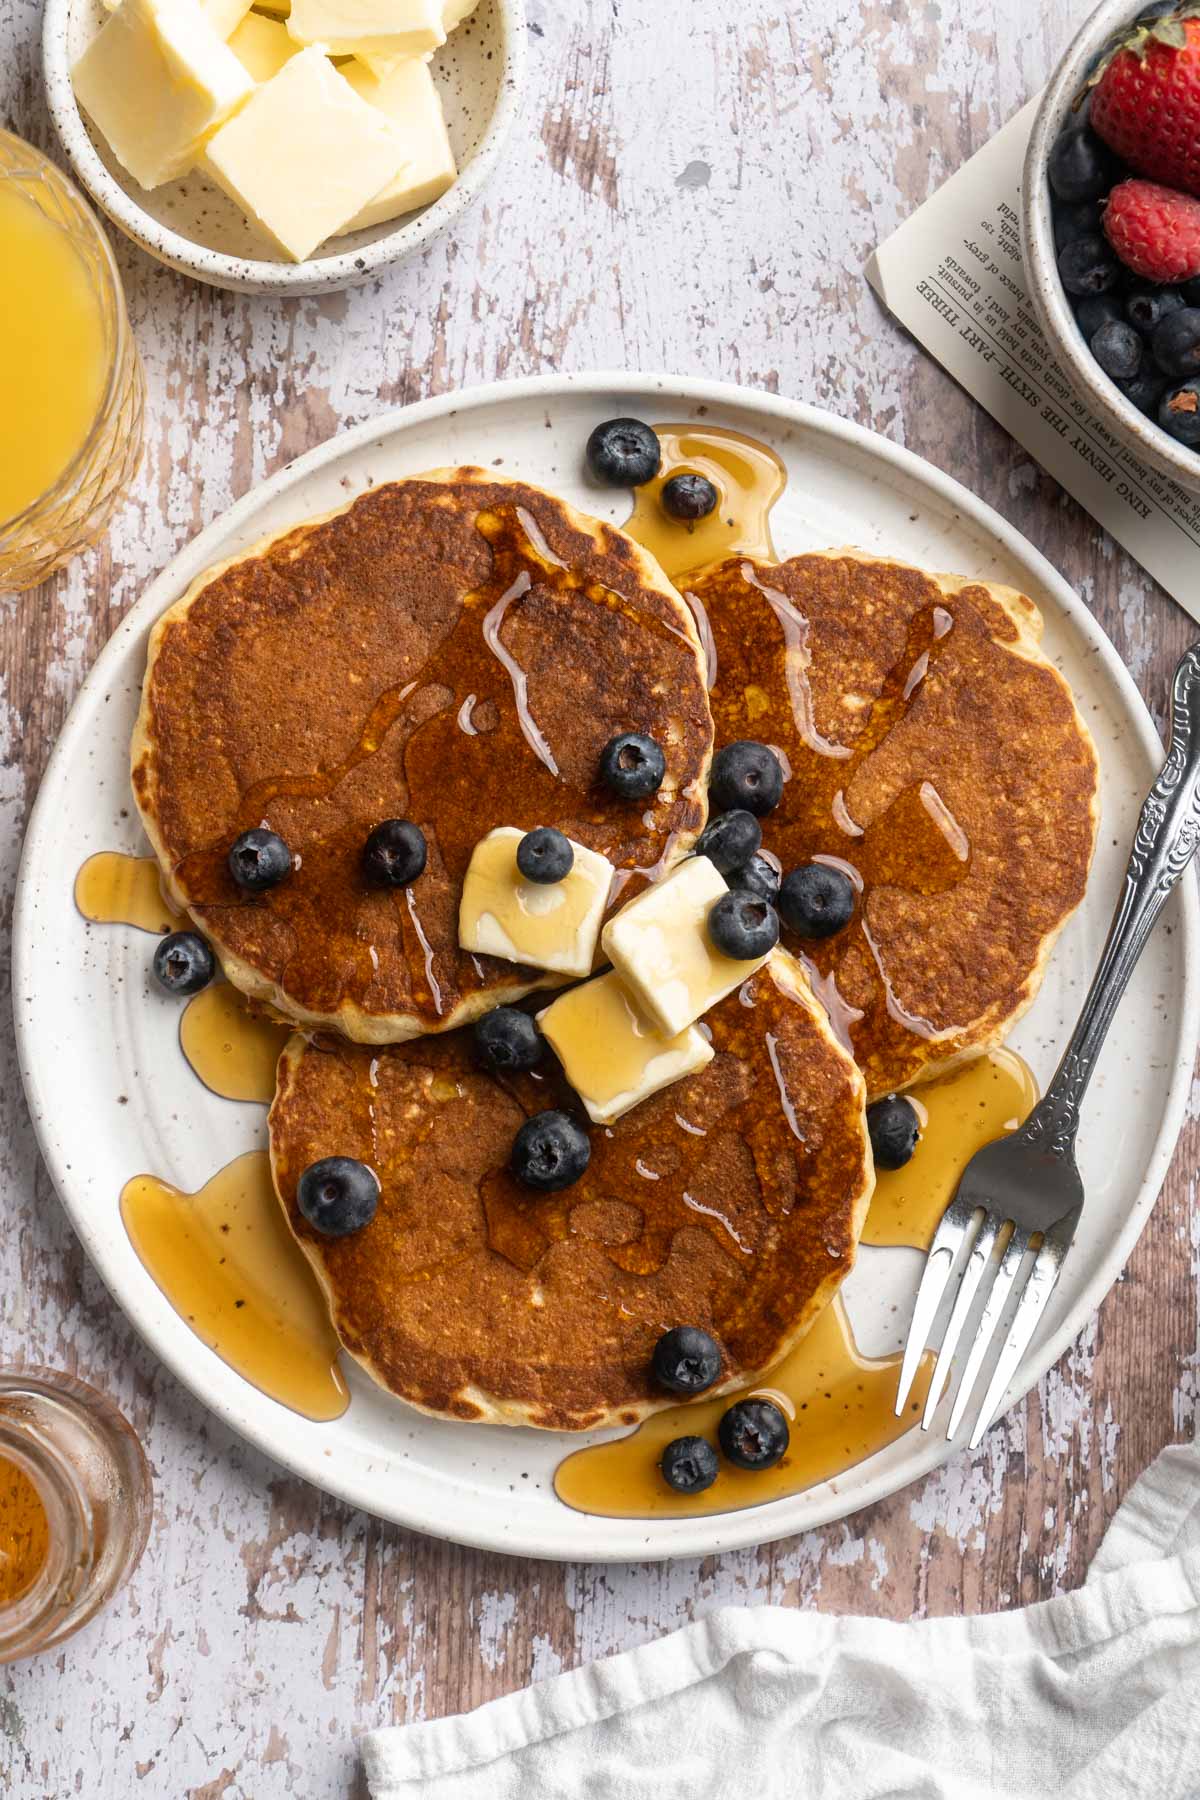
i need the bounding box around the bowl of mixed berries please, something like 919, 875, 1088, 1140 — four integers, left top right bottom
1024, 0, 1200, 491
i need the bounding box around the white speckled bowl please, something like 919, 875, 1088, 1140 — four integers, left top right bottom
42, 0, 524, 295
1023, 0, 1200, 495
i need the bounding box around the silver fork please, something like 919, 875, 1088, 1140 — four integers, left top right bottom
895, 643, 1200, 1451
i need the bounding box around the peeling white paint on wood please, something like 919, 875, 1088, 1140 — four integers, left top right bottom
1, 0, 1198, 1792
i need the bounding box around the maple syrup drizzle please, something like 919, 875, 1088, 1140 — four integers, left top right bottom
686, 556, 976, 1087
554, 1295, 934, 1519
74, 851, 178, 935
865, 1047, 1038, 1251
166, 503, 709, 1027
120, 1151, 348, 1422
624, 424, 787, 580
179, 983, 292, 1105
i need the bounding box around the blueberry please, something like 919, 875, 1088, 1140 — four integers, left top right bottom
867, 1094, 921, 1171
652, 1325, 722, 1395
517, 827, 573, 884
729, 852, 781, 903
296, 1156, 380, 1236
599, 731, 666, 800
778, 863, 856, 939
511, 1110, 590, 1192
1159, 379, 1200, 446
1053, 199, 1102, 252
709, 740, 784, 816
1151, 307, 1200, 377
585, 418, 661, 487
695, 808, 761, 876
660, 1436, 720, 1495
661, 473, 719, 521
1058, 235, 1121, 297
1047, 127, 1115, 203
708, 890, 779, 960
363, 819, 426, 887
1116, 367, 1169, 415
1090, 318, 1143, 380
1074, 292, 1124, 338
473, 1005, 543, 1074
718, 1398, 789, 1470
152, 930, 215, 996
228, 828, 291, 892
1182, 277, 1200, 307
1125, 287, 1187, 336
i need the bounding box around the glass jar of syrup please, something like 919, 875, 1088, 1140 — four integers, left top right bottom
0, 1369, 152, 1662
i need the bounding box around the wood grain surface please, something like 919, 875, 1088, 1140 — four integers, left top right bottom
2, 0, 1199, 1793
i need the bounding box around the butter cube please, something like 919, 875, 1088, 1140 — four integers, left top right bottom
601, 856, 772, 1037
459, 828, 613, 979
227, 10, 298, 78
539, 973, 713, 1126
204, 0, 254, 34
72, 0, 254, 190
286, 0, 444, 58
101, 0, 252, 34
339, 57, 456, 229
359, 0, 471, 67
202, 48, 405, 261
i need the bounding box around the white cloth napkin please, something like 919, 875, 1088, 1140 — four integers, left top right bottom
361, 1440, 1200, 1798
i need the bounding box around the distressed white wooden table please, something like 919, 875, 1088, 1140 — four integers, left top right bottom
2, 1, 1198, 1793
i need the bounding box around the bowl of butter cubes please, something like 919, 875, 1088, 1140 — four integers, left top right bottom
42, 0, 524, 292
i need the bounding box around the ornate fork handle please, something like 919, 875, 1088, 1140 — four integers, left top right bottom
1020, 644, 1200, 1165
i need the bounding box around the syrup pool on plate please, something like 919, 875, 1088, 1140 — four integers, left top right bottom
179, 983, 293, 1104
77, 850, 338, 1417
555, 1296, 934, 1520
75, 850, 178, 935
556, 1049, 1037, 1518
121, 1151, 349, 1423
865, 1047, 1038, 1251
623, 423, 786, 581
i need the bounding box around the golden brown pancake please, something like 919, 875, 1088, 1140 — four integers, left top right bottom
684, 550, 1099, 1100
268, 950, 873, 1430
132, 470, 713, 1042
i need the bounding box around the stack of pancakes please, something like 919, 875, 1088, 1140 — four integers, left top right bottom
132, 468, 1099, 1430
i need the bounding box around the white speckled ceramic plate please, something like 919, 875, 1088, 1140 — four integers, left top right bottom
42, 0, 524, 294
14, 374, 1199, 1560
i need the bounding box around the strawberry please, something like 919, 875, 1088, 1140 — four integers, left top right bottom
1103, 177, 1200, 281
1089, 7, 1200, 196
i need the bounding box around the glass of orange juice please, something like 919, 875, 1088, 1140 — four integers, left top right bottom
0, 129, 144, 592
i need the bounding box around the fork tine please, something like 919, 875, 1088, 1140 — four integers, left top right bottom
920, 1212, 999, 1430
894, 1200, 977, 1416
946, 1225, 1032, 1438
965, 1215, 1079, 1450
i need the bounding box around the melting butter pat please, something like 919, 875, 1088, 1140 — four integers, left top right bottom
339, 56, 456, 229
601, 855, 771, 1037
227, 11, 298, 77
539, 973, 713, 1126
286, 0, 444, 57
459, 828, 613, 978
202, 48, 405, 261
72, 0, 254, 190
